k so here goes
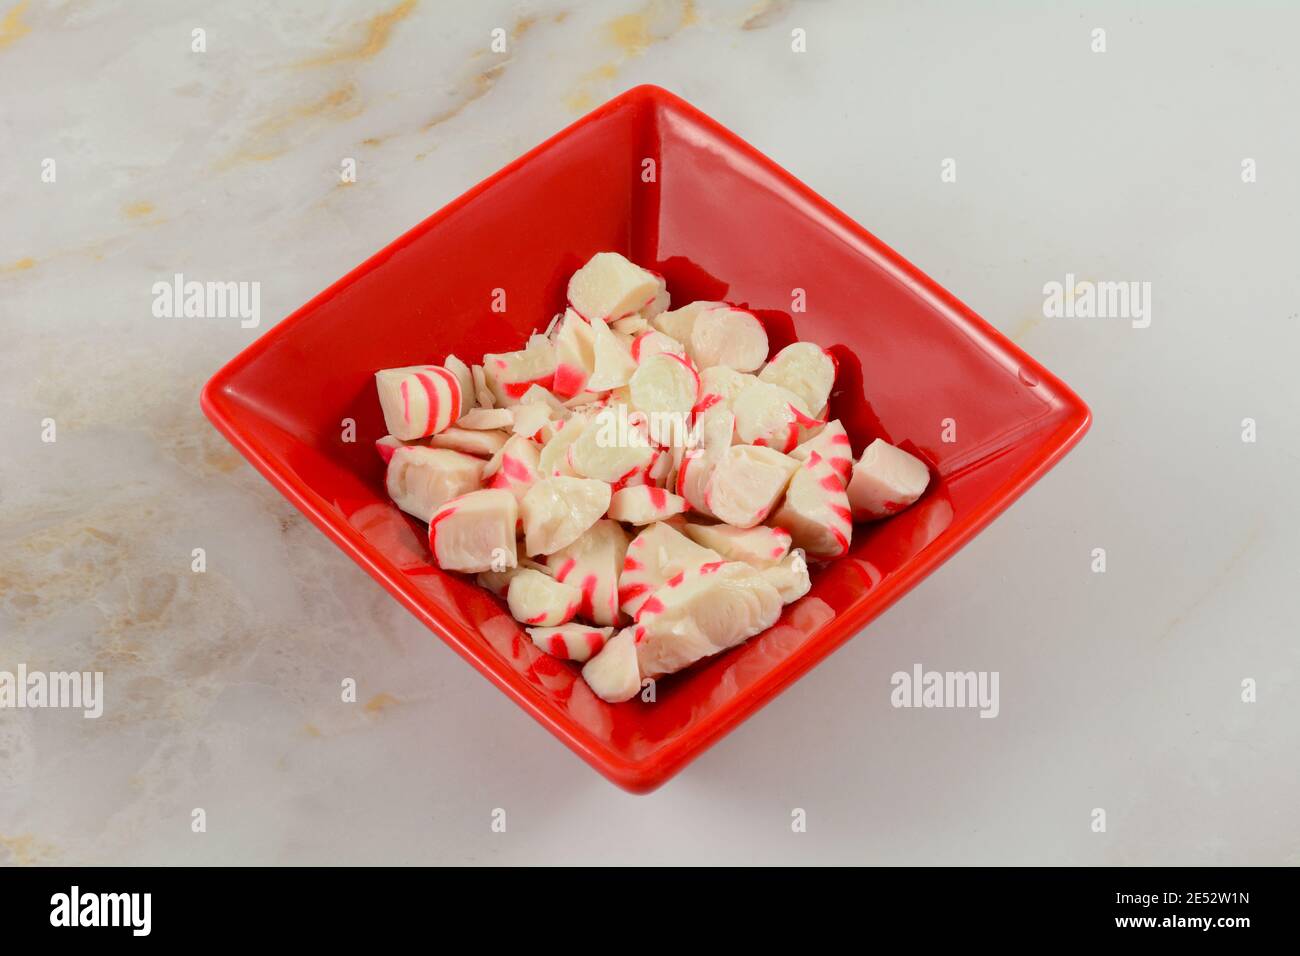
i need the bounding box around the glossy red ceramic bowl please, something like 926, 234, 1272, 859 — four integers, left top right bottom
201, 85, 1089, 793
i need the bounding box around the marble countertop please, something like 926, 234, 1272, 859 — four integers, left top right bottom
2, 0, 1297, 865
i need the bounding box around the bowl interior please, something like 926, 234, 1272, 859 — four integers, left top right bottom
203, 87, 1087, 791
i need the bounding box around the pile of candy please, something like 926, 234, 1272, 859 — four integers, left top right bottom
373, 253, 929, 701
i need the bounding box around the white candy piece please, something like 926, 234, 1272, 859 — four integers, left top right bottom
759, 341, 837, 415
770, 454, 853, 560
428, 427, 509, 457
375, 364, 463, 441
608, 485, 688, 525
634, 561, 783, 678
789, 418, 853, 486
799, 413, 828, 445
683, 522, 792, 568
639, 278, 670, 321
846, 438, 931, 520
385, 446, 484, 523
516, 383, 568, 414
483, 336, 557, 406
486, 434, 541, 502
567, 252, 660, 322
691, 369, 754, 447
648, 446, 674, 488
477, 567, 519, 597
564, 391, 610, 415
733, 379, 811, 453
628, 352, 699, 435
478, 551, 549, 597
693, 366, 755, 417
661, 440, 685, 494
537, 417, 586, 478
561, 390, 606, 410
799, 404, 832, 447
675, 408, 735, 517
551, 308, 597, 399
471, 364, 495, 409
630, 329, 685, 364
428, 489, 519, 573
761, 550, 812, 604
586, 314, 638, 392
457, 407, 514, 430
704, 444, 799, 529
528, 624, 614, 663
481, 442, 505, 479
374, 433, 424, 464
507, 568, 581, 626
547, 519, 629, 626
580, 627, 642, 703
568, 406, 657, 486
444, 354, 477, 412
477, 542, 527, 596
509, 401, 555, 443
521, 476, 612, 556
611, 314, 650, 337
652, 300, 725, 348
619, 521, 721, 618
688, 306, 769, 372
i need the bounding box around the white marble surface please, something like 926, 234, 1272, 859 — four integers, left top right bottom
2, 0, 1297, 865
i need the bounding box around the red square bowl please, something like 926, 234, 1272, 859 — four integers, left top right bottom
201, 85, 1089, 793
